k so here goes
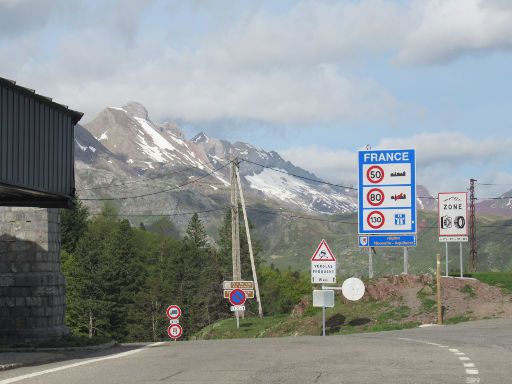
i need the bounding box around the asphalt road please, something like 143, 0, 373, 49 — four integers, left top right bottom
0, 318, 510, 384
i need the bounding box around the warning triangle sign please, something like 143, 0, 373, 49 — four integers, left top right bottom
311, 239, 336, 261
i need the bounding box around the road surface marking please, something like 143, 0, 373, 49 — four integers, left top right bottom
0, 342, 166, 384
397, 338, 480, 384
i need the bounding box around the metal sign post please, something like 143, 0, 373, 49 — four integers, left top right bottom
459, 242, 463, 278
368, 247, 373, 279
445, 242, 449, 277
403, 247, 408, 275
313, 290, 334, 336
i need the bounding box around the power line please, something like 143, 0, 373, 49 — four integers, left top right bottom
81, 163, 230, 201
240, 158, 358, 190
77, 164, 203, 191
88, 207, 227, 217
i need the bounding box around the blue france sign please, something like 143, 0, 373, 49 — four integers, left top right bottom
358, 149, 416, 235
359, 235, 417, 247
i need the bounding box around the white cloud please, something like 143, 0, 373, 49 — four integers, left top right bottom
281, 132, 512, 194
1, 0, 512, 126
396, 0, 512, 64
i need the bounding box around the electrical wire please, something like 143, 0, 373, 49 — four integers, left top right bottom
81, 162, 230, 201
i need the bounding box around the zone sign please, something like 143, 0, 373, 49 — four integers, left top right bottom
358, 149, 416, 234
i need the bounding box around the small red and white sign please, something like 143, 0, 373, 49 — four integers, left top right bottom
311, 239, 336, 261
366, 165, 385, 184
167, 323, 183, 340
366, 188, 384, 207
311, 239, 336, 284
166, 305, 182, 320
367, 211, 385, 229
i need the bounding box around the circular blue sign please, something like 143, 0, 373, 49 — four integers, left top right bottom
229, 289, 246, 306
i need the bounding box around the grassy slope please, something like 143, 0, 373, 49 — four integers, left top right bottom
195, 272, 512, 340
251, 209, 512, 274
194, 296, 420, 340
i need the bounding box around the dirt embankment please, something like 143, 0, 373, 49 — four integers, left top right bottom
365, 274, 512, 324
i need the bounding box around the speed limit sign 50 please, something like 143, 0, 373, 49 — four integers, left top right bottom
366, 165, 384, 184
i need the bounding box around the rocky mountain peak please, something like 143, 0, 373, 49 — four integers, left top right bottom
191, 132, 210, 144
122, 102, 149, 120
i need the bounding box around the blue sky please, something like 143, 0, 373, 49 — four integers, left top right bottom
1, 0, 512, 195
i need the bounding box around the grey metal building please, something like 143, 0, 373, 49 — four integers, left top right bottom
0, 77, 82, 344
0, 77, 83, 208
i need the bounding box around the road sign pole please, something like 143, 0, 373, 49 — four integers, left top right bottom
436, 254, 442, 325
322, 305, 326, 337
445, 242, 449, 277
403, 247, 408, 275
368, 247, 373, 279
459, 242, 463, 278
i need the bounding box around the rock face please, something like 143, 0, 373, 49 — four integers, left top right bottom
0, 208, 67, 344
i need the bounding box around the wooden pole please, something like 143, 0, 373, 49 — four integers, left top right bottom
230, 156, 241, 326
235, 165, 264, 318
436, 253, 442, 325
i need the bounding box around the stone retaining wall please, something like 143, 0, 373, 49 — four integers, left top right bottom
0, 207, 68, 344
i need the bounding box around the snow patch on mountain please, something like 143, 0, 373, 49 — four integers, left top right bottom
245, 168, 356, 213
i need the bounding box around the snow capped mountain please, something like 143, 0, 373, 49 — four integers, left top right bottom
76, 102, 454, 218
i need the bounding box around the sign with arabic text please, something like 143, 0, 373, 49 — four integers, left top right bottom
358, 149, 416, 235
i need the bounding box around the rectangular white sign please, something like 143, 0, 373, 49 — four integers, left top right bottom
230, 305, 245, 312
313, 290, 335, 308
438, 192, 468, 242
311, 261, 336, 284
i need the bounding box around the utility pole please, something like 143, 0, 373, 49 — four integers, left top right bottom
230, 155, 241, 327
234, 164, 263, 318
469, 178, 477, 272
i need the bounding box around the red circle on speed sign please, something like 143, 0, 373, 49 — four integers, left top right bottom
366, 188, 384, 207
366, 165, 384, 184
367, 211, 385, 229
166, 305, 181, 320
167, 323, 183, 340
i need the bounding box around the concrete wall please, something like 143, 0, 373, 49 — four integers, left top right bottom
0, 207, 68, 344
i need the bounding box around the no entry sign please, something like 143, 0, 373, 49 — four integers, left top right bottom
229, 289, 247, 306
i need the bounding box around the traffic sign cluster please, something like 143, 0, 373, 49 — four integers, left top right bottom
166, 305, 183, 340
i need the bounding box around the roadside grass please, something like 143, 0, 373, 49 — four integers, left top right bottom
194, 297, 422, 340
471, 272, 512, 293
5, 334, 111, 349
445, 315, 471, 325
193, 315, 289, 340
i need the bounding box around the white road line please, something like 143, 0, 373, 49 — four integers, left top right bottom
0, 342, 166, 384
396, 337, 481, 384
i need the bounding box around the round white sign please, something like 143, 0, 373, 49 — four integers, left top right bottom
341, 277, 365, 301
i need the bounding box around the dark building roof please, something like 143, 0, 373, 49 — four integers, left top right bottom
0, 77, 83, 124
0, 77, 83, 208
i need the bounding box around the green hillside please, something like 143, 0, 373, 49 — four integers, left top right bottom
246, 209, 512, 275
